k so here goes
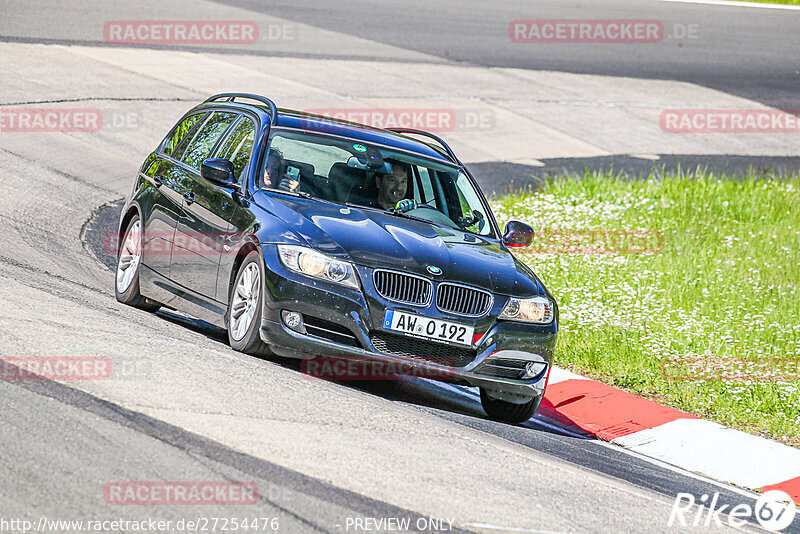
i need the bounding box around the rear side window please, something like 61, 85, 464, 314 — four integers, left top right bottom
178, 111, 238, 170
215, 116, 256, 182
162, 113, 205, 157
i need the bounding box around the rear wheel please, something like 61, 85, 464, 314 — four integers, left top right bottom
115, 215, 160, 312
227, 251, 271, 357
480, 388, 542, 424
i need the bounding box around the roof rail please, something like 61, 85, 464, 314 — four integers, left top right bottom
386, 128, 460, 165
204, 93, 278, 125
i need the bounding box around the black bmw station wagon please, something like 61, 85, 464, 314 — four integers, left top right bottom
116, 93, 558, 423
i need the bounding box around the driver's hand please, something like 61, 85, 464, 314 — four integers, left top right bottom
395, 199, 417, 212
278, 177, 300, 192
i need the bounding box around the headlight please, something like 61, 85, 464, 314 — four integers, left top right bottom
277, 245, 359, 289
498, 296, 554, 324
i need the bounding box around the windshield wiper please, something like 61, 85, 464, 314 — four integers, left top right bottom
343, 201, 379, 211
342, 202, 465, 232
383, 208, 441, 226
341, 201, 428, 222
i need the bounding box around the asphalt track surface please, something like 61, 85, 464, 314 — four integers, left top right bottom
139, 0, 800, 108
2, 0, 800, 533
5, 0, 798, 107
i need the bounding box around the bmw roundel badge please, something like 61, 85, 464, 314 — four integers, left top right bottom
427, 265, 443, 275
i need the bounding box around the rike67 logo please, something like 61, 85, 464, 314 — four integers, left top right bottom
669, 490, 796, 531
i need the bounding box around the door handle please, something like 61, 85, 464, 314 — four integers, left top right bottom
183, 191, 195, 205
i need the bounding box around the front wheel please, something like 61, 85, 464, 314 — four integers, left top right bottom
227, 251, 271, 357
480, 388, 542, 424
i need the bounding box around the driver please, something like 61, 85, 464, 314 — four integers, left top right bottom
263, 148, 300, 192
374, 159, 417, 212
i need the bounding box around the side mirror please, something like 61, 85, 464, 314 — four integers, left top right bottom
201, 158, 239, 190
502, 221, 535, 248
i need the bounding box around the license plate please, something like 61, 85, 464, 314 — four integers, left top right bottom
383, 310, 474, 347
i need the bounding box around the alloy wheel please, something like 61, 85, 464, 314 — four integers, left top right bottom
230, 262, 261, 341
116, 220, 141, 293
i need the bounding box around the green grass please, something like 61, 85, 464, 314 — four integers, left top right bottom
491, 169, 800, 447
727, 0, 800, 4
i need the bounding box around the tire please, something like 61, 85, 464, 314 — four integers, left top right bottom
227, 251, 272, 357
115, 214, 160, 312
480, 388, 542, 424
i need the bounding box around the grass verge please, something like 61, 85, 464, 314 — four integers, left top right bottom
727, 0, 800, 5
491, 168, 800, 447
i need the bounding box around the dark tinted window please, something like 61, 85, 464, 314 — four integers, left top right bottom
215, 116, 256, 181
179, 111, 238, 170
162, 113, 205, 157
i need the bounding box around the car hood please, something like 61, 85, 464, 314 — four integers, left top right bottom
257, 193, 545, 295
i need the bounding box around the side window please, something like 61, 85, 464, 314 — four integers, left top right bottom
179, 111, 238, 170
162, 113, 205, 157
215, 116, 256, 182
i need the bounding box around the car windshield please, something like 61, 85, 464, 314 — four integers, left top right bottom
260, 129, 495, 237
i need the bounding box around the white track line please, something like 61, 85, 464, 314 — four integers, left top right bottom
589, 440, 762, 501
660, 0, 800, 10
460, 524, 574, 534
613, 418, 800, 489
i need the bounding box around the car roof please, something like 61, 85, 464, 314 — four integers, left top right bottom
192, 99, 456, 165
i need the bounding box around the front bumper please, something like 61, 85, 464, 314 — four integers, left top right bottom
258, 245, 558, 401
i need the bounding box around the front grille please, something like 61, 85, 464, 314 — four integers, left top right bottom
436, 283, 492, 316
303, 316, 361, 348
370, 331, 476, 367
373, 270, 432, 306
476, 358, 547, 380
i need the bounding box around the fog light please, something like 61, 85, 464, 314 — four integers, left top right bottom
522, 361, 546, 380
282, 311, 305, 333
